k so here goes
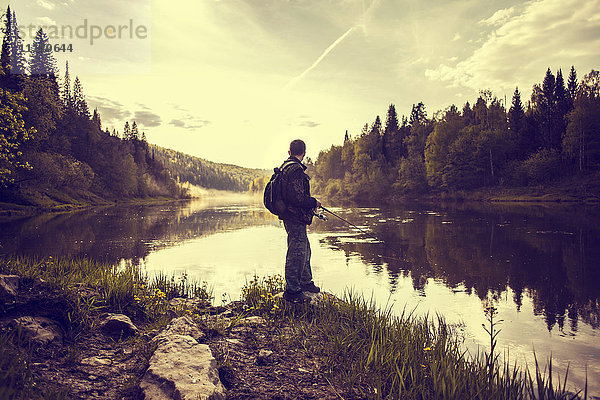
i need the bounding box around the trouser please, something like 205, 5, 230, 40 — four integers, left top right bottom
283, 220, 313, 293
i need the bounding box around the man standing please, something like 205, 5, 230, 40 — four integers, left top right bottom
280, 139, 321, 303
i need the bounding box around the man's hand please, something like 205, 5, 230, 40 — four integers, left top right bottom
315, 200, 321, 209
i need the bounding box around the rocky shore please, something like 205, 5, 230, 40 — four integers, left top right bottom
0, 274, 340, 400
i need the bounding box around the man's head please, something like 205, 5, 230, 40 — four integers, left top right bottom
289, 139, 306, 161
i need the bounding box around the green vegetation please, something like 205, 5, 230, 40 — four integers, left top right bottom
241, 276, 588, 399
0, 255, 211, 398
150, 144, 268, 192
0, 7, 186, 213
0, 257, 590, 399
311, 68, 600, 203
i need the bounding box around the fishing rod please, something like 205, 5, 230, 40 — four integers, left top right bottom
314, 205, 409, 264
316, 206, 382, 243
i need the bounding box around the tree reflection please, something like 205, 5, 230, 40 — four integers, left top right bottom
312, 203, 600, 332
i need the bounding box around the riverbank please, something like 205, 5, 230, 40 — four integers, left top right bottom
385, 171, 600, 205
1, 256, 592, 399
0, 186, 189, 221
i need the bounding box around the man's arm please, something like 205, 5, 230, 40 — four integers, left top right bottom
286, 169, 318, 209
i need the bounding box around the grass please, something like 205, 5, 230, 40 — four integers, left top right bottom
240, 276, 589, 400
0, 255, 213, 399
0, 258, 590, 400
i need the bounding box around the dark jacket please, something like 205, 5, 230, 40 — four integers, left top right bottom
280, 156, 317, 225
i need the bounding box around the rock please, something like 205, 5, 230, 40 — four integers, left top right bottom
153, 316, 205, 343
169, 297, 208, 310
80, 356, 112, 367
256, 349, 273, 365
33, 277, 46, 288
0, 274, 19, 303
11, 316, 63, 346
99, 313, 138, 338
241, 316, 266, 325
141, 334, 226, 400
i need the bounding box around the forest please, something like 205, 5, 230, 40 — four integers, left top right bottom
310, 67, 600, 202
0, 7, 187, 210
150, 145, 268, 193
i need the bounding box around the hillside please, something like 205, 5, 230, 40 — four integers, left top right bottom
150, 145, 269, 192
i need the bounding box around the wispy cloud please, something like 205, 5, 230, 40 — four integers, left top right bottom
425, 0, 600, 96
134, 110, 162, 128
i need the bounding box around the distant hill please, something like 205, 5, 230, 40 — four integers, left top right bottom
150, 145, 269, 192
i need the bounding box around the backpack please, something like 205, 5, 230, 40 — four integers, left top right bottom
263, 160, 298, 216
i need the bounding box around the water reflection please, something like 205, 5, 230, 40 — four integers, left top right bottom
311, 203, 600, 334
0, 197, 276, 263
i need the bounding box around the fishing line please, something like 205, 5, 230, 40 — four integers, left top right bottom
317, 206, 408, 264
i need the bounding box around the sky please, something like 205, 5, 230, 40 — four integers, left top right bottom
5, 0, 600, 169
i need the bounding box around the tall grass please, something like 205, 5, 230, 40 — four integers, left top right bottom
240, 279, 588, 400
0, 256, 211, 328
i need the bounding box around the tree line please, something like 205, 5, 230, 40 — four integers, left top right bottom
150, 145, 268, 192
311, 67, 600, 201
0, 6, 185, 204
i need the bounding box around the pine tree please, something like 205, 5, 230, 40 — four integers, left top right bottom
9, 11, 26, 75
567, 66, 578, 104
62, 61, 73, 109
409, 102, 427, 126
72, 76, 89, 117
0, 7, 11, 78
124, 121, 131, 140
384, 104, 399, 161
92, 108, 102, 130
539, 68, 558, 149
29, 28, 56, 76
131, 121, 139, 140
462, 102, 474, 126
555, 69, 569, 147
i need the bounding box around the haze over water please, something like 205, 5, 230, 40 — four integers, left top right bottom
1, 197, 599, 395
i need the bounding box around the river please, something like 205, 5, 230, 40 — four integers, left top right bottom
1, 196, 599, 394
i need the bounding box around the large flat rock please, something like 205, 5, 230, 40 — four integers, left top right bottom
141, 333, 225, 400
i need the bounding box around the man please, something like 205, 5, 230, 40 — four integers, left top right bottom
280, 139, 321, 303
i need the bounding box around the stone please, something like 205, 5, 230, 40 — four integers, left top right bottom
241, 316, 266, 325
11, 316, 63, 346
169, 297, 208, 310
153, 316, 205, 343
141, 334, 226, 400
80, 357, 112, 367
0, 274, 19, 303
99, 313, 138, 338
256, 349, 273, 365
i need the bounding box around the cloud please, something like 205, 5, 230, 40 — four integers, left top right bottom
479, 7, 515, 26
169, 118, 211, 130
424, 0, 600, 96
298, 120, 320, 128
35, 16, 56, 25
88, 96, 131, 123
37, 0, 55, 10
452, 33, 461, 42
134, 110, 162, 128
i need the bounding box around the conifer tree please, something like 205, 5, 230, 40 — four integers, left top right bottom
384, 104, 399, 161
0, 7, 11, 78
62, 61, 73, 109
29, 28, 56, 76
92, 108, 102, 130
124, 121, 131, 140
131, 121, 139, 140
567, 66, 578, 103
9, 11, 26, 75
72, 76, 90, 117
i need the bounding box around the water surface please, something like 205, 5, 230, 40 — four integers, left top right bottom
1, 197, 598, 394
